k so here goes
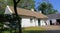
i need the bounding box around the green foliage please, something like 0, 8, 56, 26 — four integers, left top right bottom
38, 1, 58, 15
18, 0, 35, 10
7, 0, 35, 10
48, 9, 58, 14
0, 0, 6, 14
0, 0, 35, 14
7, 0, 13, 6
3, 31, 10, 33
39, 2, 48, 11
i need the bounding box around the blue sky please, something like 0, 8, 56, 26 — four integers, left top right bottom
35, 0, 60, 12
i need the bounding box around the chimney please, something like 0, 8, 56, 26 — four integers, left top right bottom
39, 11, 42, 13
31, 9, 34, 11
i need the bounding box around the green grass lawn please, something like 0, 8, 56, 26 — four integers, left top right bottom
22, 27, 46, 33
3, 31, 10, 33
2, 27, 46, 33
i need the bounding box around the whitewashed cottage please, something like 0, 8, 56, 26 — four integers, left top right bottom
4, 6, 48, 27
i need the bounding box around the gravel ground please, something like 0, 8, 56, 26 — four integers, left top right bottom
41, 25, 60, 30
41, 25, 60, 33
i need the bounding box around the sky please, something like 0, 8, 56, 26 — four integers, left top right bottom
35, 0, 60, 12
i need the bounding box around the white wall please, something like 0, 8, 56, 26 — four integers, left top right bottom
52, 19, 56, 23
21, 18, 47, 27
35, 19, 46, 26
46, 19, 56, 25
21, 18, 36, 27
35, 19, 38, 26
40, 20, 46, 26
21, 18, 30, 27
30, 19, 35, 26
5, 6, 13, 14
46, 20, 50, 25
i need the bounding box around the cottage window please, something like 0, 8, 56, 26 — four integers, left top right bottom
30, 18, 33, 23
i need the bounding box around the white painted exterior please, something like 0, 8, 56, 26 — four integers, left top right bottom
21, 18, 36, 27
46, 19, 56, 25
4, 6, 47, 27
5, 6, 13, 14
46, 20, 50, 25
40, 20, 46, 26
21, 18, 46, 27
52, 19, 56, 23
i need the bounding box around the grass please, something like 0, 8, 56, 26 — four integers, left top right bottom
22, 27, 46, 30
2, 27, 46, 33
22, 27, 46, 33
3, 31, 10, 33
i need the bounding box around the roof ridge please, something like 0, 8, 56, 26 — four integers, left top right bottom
8, 6, 48, 19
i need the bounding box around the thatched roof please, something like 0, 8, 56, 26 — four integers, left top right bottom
9, 6, 48, 19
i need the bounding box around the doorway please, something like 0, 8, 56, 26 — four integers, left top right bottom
56, 19, 60, 25
50, 20, 52, 25
38, 19, 40, 26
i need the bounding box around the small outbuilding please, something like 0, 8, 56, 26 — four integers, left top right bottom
46, 13, 60, 25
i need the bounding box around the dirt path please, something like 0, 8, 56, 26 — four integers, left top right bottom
41, 25, 60, 33
41, 25, 60, 30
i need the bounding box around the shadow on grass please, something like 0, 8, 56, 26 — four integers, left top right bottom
22, 30, 44, 33
22, 30, 60, 33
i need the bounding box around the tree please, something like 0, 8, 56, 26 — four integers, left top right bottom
0, 0, 6, 14
6, 0, 13, 6
0, 0, 6, 32
38, 1, 58, 15
48, 9, 58, 14
13, 0, 22, 33
8, 0, 35, 10
18, 0, 35, 10
38, 2, 48, 14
